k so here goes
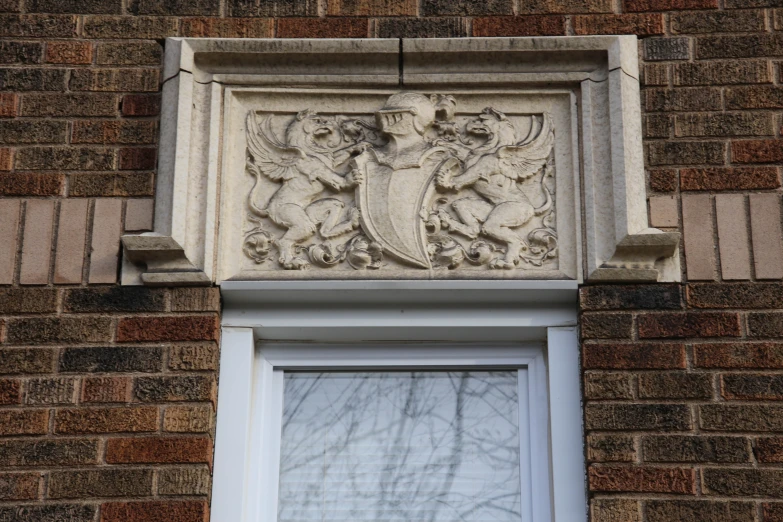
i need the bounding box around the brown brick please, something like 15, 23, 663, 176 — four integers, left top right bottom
695, 342, 783, 369
70, 68, 159, 92
639, 372, 712, 399
698, 34, 783, 59
700, 404, 783, 431
681, 166, 779, 190
765, 503, 783, 522
106, 436, 212, 464
589, 465, 695, 494
163, 405, 213, 433
180, 17, 273, 38
65, 287, 166, 313
421, 0, 512, 15
0, 439, 98, 466
118, 315, 219, 342
638, 312, 741, 338
0, 410, 48, 435
573, 14, 664, 35
703, 468, 783, 497
0, 147, 11, 170
644, 87, 722, 112
672, 9, 764, 33
626, 0, 715, 8
649, 169, 678, 192
583, 343, 685, 369
647, 141, 725, 166
96, 41, 161, 66
134, 375, 215, 402
83, 15, 179, 39
642, 64, 668, 86
227, 0, 316, 15
0, 93, 16, 117
580, 285, 681, 310
645, 500, 755, 522
733, 139, 783, 164
119, 147, 155, 170
378, 17, 470, 37
0, 472, 39, 500
0, 380, 20, 404
0, 41, 42, 64
0, 120, 68, 144
722, 373, 783, 400
688, 283, 783, 309
643, 436, 750, 463
0, 504, 96, 521
585, 372, 634, 399
26, 377, 75, 405
45, 41, 93, 64
0, 14, 78, 37
170, 288, 220, 312
49, 469, 152, 499
643, 37, 690, 61
129, 0, 218, 15
586, 404, 692, 431
55, 407, 157, 434
82, 377, 130, 403
0, 0, 18, 11
0, 288, 57, 313
100, 501, 207, 522
581, 313, 633, 339
472, 15, 565, 35
727, 86, 783, 109
748, 312, 783, 337
327, 0, 415, 15
169, 344, 218, 371
61, 346, 162, 373
592, 499, 640, 522
21, 93, 117, 117
280, 18, 366, 38
517, 0, 612, 12
588, 434, 636, 462
15, 147, 114, 170
68, 172, 154, 197
121, 93, 159, 116
157, 467, 211, 496
676, 113, 773, 137
644, 114, 671, 138
5, 317, 112, 344
0, 68, 65, 91
0, 348, 54, 374
28, 0, 120, 13
72, 121, 157, 145
755, 438, 783, 462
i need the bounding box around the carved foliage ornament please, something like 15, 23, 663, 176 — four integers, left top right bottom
243, 92, 558, 273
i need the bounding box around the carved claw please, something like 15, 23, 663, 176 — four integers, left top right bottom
346, 168, 364, 187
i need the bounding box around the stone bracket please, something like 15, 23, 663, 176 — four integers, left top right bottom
589, 231, 680, 282
122, 234, 210, 286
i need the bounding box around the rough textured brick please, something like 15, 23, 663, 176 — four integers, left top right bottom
83, 16, 179, 39
764, 503, 783, 522
422, 0, 512, 16
0, 288, 57, 313
118, 316, 219, 342
638, 313, 740, 338
644, 114, 671, 138
649, 169, 678, 192
680, 167, 779, 190
72, 121, 157, 145
698, 34, 783, 59
1, 147, 12, 169
695, 342, 783, 369
0, 68, 65, 91
643, 436, 750, 463
0, 504, 97, 522
726, 86, 783, 109
733, 139, 783, 163
0, 348, 54, 374
643, 37, 690, 61
129, 0, 218, 15
121, 93, 159, 116
580, 285, 681, 310
0, 380, 20, 404
585, 372, 634, 399
583, 343, 685, 369
60, 347, 162, 373
81, 376, 130, 403
585, 404, 692, 431
581, 313, 633, 339
592, 499, 640, 522
163, 405, 213, 433
0, 440, 98, 466
672, 10, 764, 33
5, 317, 112, 344
49, 469, 152, 499
0, 93, 16, 117
70, 68, 159, 92
639, 372, 712, 399
626, 0, 716, 9
589, 466, 695, 494
700, 404, 783, 431
55, 407, 157, 434
171, 288, 220, 312
647, 141, 725, 166
64, 287, 166, 313
0, 15, 78, 37
587, 434, 636, 462
21, 93, 117, 117
722, 373, 783, 400
45, 41, 93, 64
0, 120, 69, 144
644, 88, 722, 112
96, 41, 161, 65
675, 113, 773, 137
181, 17, 271, 38
100, 501, 208, 522
0, 410, 48, 435
27, 0, 121, 13
517, 0, 612, 12
755, 438, 783, 462
472, 15, 565, 35
68, 172, 154, 197
157, 467, 211, 496
748, 312, 783, 337
15, 147, 114, 171
703, 469, 783, 497
0, 473, 40, 500
688, 283, 783, 309
573, 14, 664, 35
134, 376, 215, 402
25, 377, 75, 405
106, 437, 212, 464
274, 17, 364, 38
169, 344, 218, 371
378, 17, 470, 37
228, 0, 316, 16
327, 0, 416, 15
645, 500, 756, 522
0, 41, 42, 64
118, 147, 156, 170
0, 172, 63, 196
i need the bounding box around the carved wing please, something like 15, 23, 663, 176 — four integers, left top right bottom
246, 111, 305, 182
496, 113, 554, 181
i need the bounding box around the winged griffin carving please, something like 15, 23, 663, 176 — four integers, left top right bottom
243, 93, 557, 274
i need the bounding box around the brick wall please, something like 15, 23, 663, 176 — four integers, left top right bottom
1, 0, 782, 520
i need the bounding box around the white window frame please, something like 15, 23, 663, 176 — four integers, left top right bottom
211, 280, 585, 522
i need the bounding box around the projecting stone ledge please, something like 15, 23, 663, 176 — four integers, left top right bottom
589, 231, 681, 282
122, 235, 210, 286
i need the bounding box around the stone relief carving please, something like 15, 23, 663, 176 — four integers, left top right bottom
243, 93, 557, 273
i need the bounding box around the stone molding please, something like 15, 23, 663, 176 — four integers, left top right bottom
121, 37, 680, 285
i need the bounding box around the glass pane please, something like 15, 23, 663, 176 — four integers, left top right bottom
278, 371, 522, 522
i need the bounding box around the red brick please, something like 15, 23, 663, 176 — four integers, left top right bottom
0, 148, 10, 171
694, 343, 783, 369
680, 167, 780, 191
583, 343, 686, 369
119, 147, 155, 170
625, 0, 716, 10
573, 14, 664, 35
45, 41, 93, 64
0, 93, 16, 118
277, 17, 368, 38
756, 438, 783, 462
327, 0, 415, 15
105, 436, 212, 464
180, 17, 273, 38
81, 377, 131, 403
473, 15, 566, 36
0, 410, 48, 435
55, 407, 158, 434
638, 312, 741, 339
100, 500, 207, 522
649, 169, 677, 192
0, 380, 20, 405
732, 139, 783, 164
589, 465, 696, 494
117, 315, 219, 342
0, 472, 39, 500
121, 94, 159, 116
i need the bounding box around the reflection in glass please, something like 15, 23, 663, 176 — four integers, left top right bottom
278, 371, 521, 522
